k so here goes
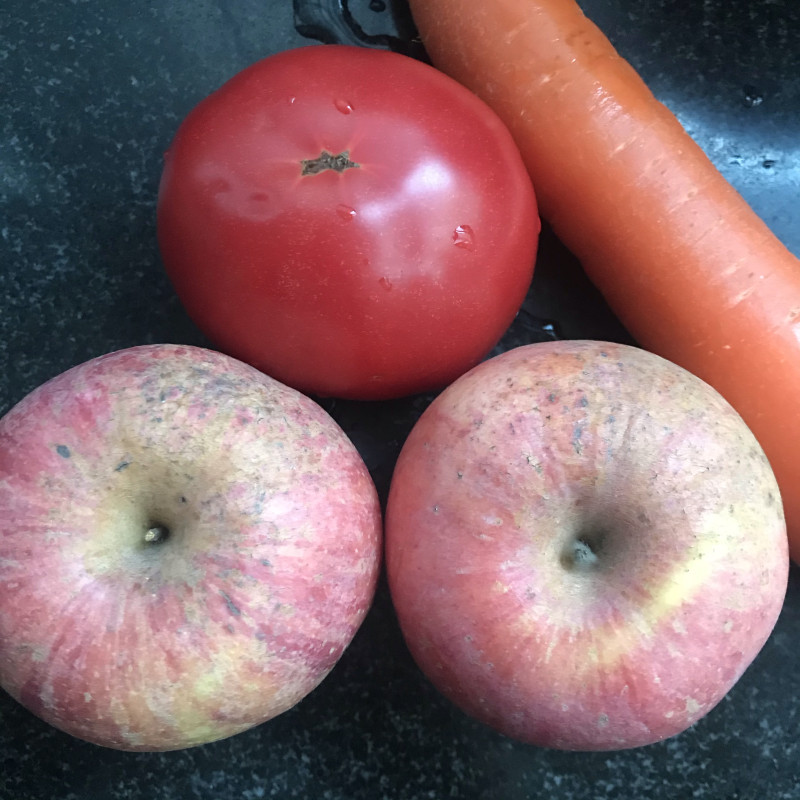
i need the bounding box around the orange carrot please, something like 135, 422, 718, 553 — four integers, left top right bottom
407, 0, 800, 563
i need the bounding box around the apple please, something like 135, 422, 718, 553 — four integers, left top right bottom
385, 340, 789, 750
0, 344, 382, 751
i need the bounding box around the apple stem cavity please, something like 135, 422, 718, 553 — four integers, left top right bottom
144, 524, 170, 545
562, 536, 600, 571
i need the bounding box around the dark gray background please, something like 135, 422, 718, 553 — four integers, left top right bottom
1, 1, 798, 798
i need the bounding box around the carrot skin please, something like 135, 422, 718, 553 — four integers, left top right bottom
407, 0, 800, 561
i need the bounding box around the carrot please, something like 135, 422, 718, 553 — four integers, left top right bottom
406, 0, 800, 563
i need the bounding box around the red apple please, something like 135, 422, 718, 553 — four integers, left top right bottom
0, 344, 381, 751
385, 340, 788, 750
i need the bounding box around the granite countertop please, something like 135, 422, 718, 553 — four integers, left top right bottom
1, 1, 799, 798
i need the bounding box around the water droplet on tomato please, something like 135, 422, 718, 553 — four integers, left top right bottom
288, 95, 297, 105
334, 99, 354, 114
378, 276, 393, 291
336, 204, 357, 221
452, 224, 475, 250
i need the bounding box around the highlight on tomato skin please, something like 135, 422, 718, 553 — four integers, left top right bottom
156, 44, 540, 401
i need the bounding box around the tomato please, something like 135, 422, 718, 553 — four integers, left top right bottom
157, 45, 539, 400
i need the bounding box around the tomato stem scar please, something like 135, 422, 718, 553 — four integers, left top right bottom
301, 149, 360, 175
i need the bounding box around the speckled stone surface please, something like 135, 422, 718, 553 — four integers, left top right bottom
1, 1, 799, 798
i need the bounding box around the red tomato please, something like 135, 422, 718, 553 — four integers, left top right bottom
157, 45, 539, 400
